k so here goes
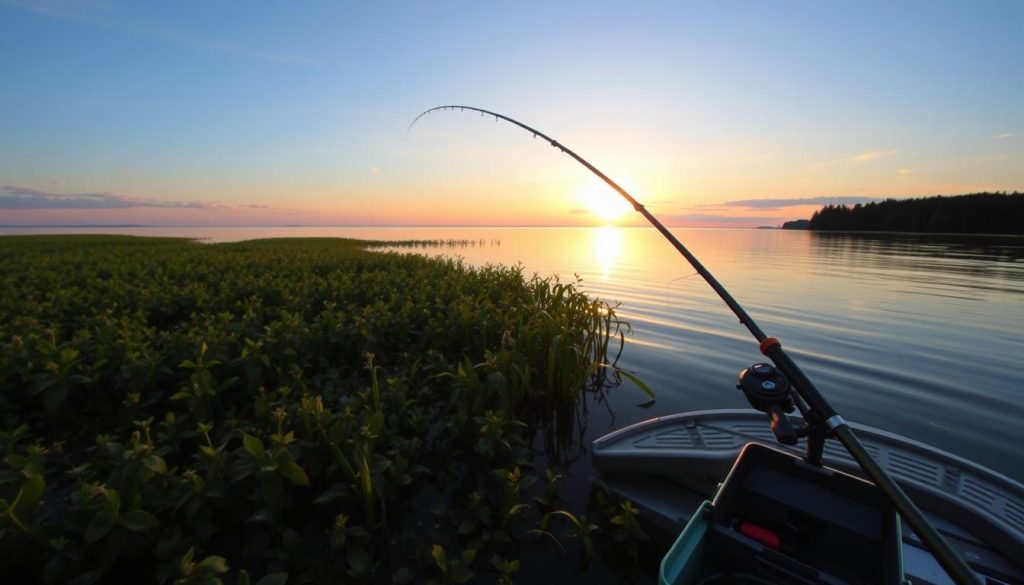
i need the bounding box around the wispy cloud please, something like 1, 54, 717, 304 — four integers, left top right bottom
0, 185, 227, 209
709, 196, 882, 210
994, 133, 1014, 140
897, 168, 914, 175
851, 149, 902, 163
659, 213, 780, 225
806, 149, 904, 172
963, 154, 1010, 162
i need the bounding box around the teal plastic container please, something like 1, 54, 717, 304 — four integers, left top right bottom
659, 500, 713, 585
658, 443, 905, 585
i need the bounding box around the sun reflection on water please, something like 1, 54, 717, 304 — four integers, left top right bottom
592, 226, 623, 280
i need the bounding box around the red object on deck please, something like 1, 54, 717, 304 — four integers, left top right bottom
739, 522, 781, 550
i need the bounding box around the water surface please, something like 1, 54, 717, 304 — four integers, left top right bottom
5, 226, 1022, 480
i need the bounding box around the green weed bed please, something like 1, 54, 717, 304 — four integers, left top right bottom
0, 236, 650, 584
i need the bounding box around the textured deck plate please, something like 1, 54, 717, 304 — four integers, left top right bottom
593, 409, 1024, 564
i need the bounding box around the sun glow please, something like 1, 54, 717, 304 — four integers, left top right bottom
575, 181, 633, 223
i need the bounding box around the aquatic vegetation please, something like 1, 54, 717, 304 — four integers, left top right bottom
363, 238, 501, 249
0, 235, 649, 583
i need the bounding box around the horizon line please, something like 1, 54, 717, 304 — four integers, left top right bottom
0, 223, 787, 229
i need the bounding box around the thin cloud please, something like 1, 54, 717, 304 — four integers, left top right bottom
0, 185, 227, 210
964, 154, 1010, 162
851, 149, 902, 163
659, 213, 779, 224
806, 149, 904, 172
994, 133, 1014, 140
567, 207, 589, 215
897, 168, 914, 175
711, 196, 882, 210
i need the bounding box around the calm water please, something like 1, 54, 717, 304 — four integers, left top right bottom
5, 226, 1023, 480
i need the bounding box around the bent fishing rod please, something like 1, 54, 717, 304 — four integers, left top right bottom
409, 105, 981, 585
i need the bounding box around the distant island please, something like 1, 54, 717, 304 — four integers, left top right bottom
781, 219, 810, 230
797, 192, 1023, 235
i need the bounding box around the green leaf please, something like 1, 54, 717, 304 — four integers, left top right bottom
10, 472, 44, 519
366, 411, 384, 436
196, 555, 229, 574
154, 530, 184, 559
120, 509, 159, 532
487, 371, 507, 394
144, 455, 168, 475
41, 552, 67, 585
5, 453, 27, 470
392, 567, 413, 585
612, 366, 655, 400
253, 573, 287, 585
67, 568, 105, 585
276, 460, 309, 486
457, 516, 476, 535
83, 516, 113, 545
451, 566, 474, 584
42, 386, 70, 414
104, 489, 121, 520
245, 508, 275, 525
346, 545, 371, 574
359, 453, 372, 497
179, 547, 195, 571
242, 433, 266, 464
314, 484, 346, 505
431, 544, 447, 572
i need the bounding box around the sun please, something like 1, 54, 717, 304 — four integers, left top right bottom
577, 182, 633, 223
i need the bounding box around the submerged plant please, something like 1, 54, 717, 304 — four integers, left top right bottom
0, 235, 649, 582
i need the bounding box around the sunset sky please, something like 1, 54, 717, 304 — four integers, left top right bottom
1, 1, 1021, 227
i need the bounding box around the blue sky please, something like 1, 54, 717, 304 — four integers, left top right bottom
1, 0, 1021, 226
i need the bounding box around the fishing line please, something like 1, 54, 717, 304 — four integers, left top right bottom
652, 271, 703, 316
408, 105, 983, 585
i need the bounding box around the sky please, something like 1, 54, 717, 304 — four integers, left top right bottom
1, 0, 1021, 227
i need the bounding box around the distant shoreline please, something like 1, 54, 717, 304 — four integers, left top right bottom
806, 192, 1023, 235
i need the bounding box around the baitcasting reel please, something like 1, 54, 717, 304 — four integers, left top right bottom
738, 362, 798, 445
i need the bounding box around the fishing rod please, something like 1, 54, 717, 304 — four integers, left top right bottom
409, 105, 982, 585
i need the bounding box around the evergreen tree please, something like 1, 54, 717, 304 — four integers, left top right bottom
807, 193, 1023, 234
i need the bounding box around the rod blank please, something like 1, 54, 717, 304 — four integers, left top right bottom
409, 105, 982, 585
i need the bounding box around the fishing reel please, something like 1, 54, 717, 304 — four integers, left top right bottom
738, 363, 798, 445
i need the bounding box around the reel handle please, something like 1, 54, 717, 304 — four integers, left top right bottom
768, 404, 797, 445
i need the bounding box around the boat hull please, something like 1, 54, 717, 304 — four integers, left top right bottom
592, 409, 1024, 584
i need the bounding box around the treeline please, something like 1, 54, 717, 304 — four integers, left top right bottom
808, 192, 1024, 234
